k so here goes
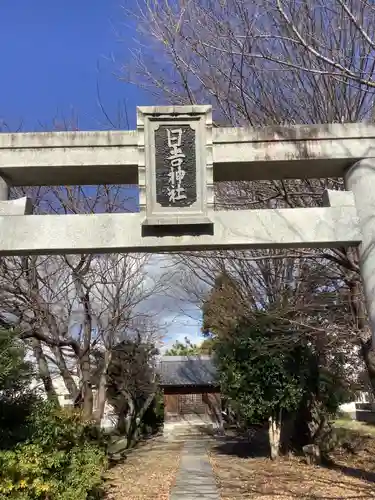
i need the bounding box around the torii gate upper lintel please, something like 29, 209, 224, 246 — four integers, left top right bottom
0, 105, 374, 332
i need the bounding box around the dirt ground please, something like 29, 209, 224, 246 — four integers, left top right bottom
209, 422, 375, 500
103, 422, 375, 500
104, 436, 183, 500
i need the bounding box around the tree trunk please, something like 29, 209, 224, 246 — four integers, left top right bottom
347, 273, 375, 397
78, 281, 93, 420
137, 393, 156, 424
80, 350, 93, 420
50, 345, 79, 400
94, 349, 112, 425
268, 409, 282, 460
30, 337, 59, 403
67, 257, 94, 420
128, 393, 156, 447
120, 391, 148, 446
360, 338, 375, 395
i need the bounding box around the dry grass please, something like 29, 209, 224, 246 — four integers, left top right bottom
104, 436, 183, 500
334, 418, 375, 437
209, 423, 375, 499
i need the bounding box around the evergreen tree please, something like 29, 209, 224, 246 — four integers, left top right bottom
0, 328, 38, 448
165, 337, 201, 356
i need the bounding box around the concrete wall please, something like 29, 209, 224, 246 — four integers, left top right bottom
30, 375, 117, 430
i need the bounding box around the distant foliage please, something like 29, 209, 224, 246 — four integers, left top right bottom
165, 337, 209, 356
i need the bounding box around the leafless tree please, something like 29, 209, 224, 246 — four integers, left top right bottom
123, 0, 373, 390
252, 0, 375, 93
0, 183, 167, 421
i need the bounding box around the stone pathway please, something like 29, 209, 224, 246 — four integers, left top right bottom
170, 439, 219, 500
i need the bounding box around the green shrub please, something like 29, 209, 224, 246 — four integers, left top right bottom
0, 403, 107, 500
0, 329, 39, 449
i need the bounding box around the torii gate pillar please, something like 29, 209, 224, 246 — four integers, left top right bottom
346, 159, 375, 341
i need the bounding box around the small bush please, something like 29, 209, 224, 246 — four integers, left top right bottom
0, 403, 107, 500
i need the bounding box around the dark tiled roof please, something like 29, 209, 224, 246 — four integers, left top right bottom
157, 355, 218, 387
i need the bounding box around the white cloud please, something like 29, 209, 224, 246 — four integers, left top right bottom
158, 307, 205, 353
131, 254, 207, 350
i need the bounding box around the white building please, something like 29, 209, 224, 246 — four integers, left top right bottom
29, 371, 117, 430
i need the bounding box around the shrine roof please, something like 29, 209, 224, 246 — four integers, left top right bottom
157, 355, 218, 387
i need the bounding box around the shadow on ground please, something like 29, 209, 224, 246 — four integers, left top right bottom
107, 430, 166, 468
209, 427, 375, 499
211, 425, 270, 458
327, 462, 375, 484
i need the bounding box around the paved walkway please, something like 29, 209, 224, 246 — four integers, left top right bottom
170, 440, 219, 500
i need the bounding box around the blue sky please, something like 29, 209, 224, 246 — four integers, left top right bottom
0, 0, 147, 131
0, 0, 203, 348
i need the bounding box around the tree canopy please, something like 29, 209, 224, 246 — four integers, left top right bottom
215, 319, 306, 425
165, 336, 214, 356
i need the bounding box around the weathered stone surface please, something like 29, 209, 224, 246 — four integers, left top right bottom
0, 121, 375, 186
302, 444, 321, 465
0, 206, 360, 255
137, 105, 213, 226
107, 436, 128, 455
0, 197, 32, 215
346, 159, 375, 344
154, 125, 197, 208
170, 440, 219, 500
323, 189, 355, 207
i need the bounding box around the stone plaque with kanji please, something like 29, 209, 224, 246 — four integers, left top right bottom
137, 105, 214, 227
154, 125, 197, 208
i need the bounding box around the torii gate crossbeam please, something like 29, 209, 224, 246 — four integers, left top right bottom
0, 105, 374, 337
0, 120, 374, 186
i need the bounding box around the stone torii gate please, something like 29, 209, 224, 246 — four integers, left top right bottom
0, 105, 374, 336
